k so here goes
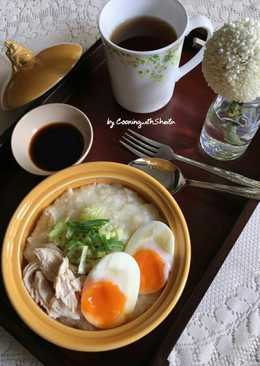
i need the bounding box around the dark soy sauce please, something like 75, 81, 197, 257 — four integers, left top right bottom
30, 123, 85, 171
111, 16, 177, 52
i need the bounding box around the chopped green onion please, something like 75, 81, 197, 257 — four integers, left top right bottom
48, 212, 125, 272
78, 246, 89, 274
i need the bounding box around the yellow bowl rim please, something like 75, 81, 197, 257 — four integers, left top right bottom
1, 161, 191, 351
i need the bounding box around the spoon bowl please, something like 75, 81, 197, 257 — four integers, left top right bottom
129, 157, 184, 193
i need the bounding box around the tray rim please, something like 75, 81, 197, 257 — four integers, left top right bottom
0, 38, 257, 366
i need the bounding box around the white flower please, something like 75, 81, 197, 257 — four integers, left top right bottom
202, 19, 260, 102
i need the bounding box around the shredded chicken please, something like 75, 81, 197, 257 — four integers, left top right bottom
34, 271, 54, 310
23, 259, 83, 322
48, 298, 80, 320
34, 244, 63, 281
24, 233, 49, 262
23, 262, 39, 299
24, 210, 54, 262
23, 250, 82, 322
23, 263, 54, 312
54, 257, 81, 312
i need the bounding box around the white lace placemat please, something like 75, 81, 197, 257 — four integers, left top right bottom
168, 203, 260, 366
1, 1, 260, 366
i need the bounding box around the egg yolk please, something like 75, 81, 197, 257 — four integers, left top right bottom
134, 249, 166, 294
81, 280, 126, 329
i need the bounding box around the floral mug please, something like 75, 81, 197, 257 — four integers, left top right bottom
99, 0, 213, 113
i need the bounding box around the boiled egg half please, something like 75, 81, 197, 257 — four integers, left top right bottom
81, 252, 140, 329
125, 221, 175, 295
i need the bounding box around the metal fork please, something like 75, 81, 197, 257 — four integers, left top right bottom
119, 129, 260, 189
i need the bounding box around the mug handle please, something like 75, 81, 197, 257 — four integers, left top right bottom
176, 15, 214, 81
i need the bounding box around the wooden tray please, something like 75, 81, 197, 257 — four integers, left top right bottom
0, 38, 259, 366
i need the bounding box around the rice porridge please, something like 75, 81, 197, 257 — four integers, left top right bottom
23, 183, 175, 330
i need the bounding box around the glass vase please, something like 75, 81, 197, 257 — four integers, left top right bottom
200, 95, 260, 160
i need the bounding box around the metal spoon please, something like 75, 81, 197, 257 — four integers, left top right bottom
129, 158, 260, 200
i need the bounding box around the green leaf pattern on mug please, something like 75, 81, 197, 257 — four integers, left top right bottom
106, 43, 182, 82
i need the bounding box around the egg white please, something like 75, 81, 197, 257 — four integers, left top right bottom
82, 252, 140, 327
125, 221, 175, 281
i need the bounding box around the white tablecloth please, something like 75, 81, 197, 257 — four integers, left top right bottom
168, 203, 260, 365
1, 1, 260, 365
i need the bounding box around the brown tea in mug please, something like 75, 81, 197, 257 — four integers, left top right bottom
110, 16, 177, 51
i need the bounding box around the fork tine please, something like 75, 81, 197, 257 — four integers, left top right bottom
119, 140, 149, 158
124, 132, 158, 153
121, 136, 154, 156
127, 129, 163, 148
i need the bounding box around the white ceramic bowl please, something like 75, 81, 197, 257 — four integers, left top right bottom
11, 103, 93, 175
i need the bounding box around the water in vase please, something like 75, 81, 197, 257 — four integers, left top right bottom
200, 95, 260, 160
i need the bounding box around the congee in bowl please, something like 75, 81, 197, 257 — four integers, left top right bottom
2, 162, 190, 351
23, 183, 175, 330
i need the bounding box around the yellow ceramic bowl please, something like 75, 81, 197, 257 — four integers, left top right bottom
2, 162, 191, 352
